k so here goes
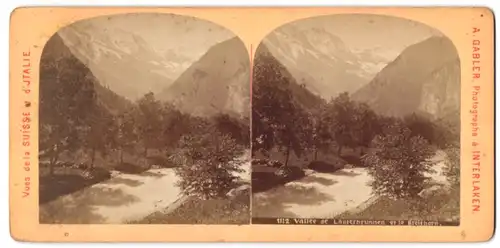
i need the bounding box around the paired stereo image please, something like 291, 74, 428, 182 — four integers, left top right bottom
38, 13, 460, 225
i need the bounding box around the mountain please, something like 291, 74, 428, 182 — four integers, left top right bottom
158, 37, 250, 118
57, 23, 189, 100
253, 43, 325, 110
352, 36, 460, 120
41, 33, 133, 114
262, 25, 378, 99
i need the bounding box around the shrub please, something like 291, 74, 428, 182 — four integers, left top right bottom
364, 122, 435, 200
175, 130, 244, 200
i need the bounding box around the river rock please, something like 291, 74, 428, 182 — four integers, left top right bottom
226, 184, 250, 199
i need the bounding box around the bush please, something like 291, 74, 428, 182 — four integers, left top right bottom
364, 122, 435, 200
175, 130, 244, 200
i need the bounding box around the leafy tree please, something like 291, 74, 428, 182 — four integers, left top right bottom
324, 92, 357, 155
434, 110, 460, 148
161, 102, 189, 151
82, 105, 117, 168
116, 109, 139, 164
278, 105, 311, 167
251, 53, 309, 165
404, 111, 460, 149
212, 113, 249, 146
39, 56, 97, 175
363, 121, 435, 200
404, 113, 438, 146
175, 124, 243, 200
136, 92, 164, 157
251, 66, 290, 154
297, 108, 322, 160
351, 102, 379, 152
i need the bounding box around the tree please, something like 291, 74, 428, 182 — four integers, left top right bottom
175, 124, 244, 200
404, 113, 438, 146
116, 109, 139, 164
136, 92, 164, 157
363, 121, 435, 200
212, 113, 249, 146
351, 102, 379, 154
404, 111, 460, 149
39, 56, 97, 175
251, 53, 309, 165
434, 109, 460, 148
324, 92, 357, 155
277, 105, 311, 167
161, 102, 188, 152
297, 108, 324, 161
251, 64, 290, 155
82, 105, 117, 168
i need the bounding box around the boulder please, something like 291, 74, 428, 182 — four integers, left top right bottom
308, 161, 343, 173
110, 170, 121, 178
344, 164, 355, 169
80, 167, 111, 181
226, 184, 251, 199
274, 166, 305, 181
150, 164, 162, 169
267, 160, 283, 168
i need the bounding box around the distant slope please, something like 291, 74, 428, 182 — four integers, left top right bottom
158, 37, 250, 118
41, 33, 133, 114
352, 36, 460, 120
262, 25, 374, 99
58, 24, 179, 100
253, 43, 325, 110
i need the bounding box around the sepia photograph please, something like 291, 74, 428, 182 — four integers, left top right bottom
9, 6, 495, 242
251, 14, 461, 225
38, 13, 251, 224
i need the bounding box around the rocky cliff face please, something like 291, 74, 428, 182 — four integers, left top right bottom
352, 36, 460, 121
158, 37, 250, 118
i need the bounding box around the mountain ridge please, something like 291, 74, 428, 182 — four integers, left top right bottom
158, 36, 250, 118
262, 25, 382, 100
253, 43, 325, 110
42, 33, 133, 114
57, 24, 187, 100
352, 35, 460, 120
